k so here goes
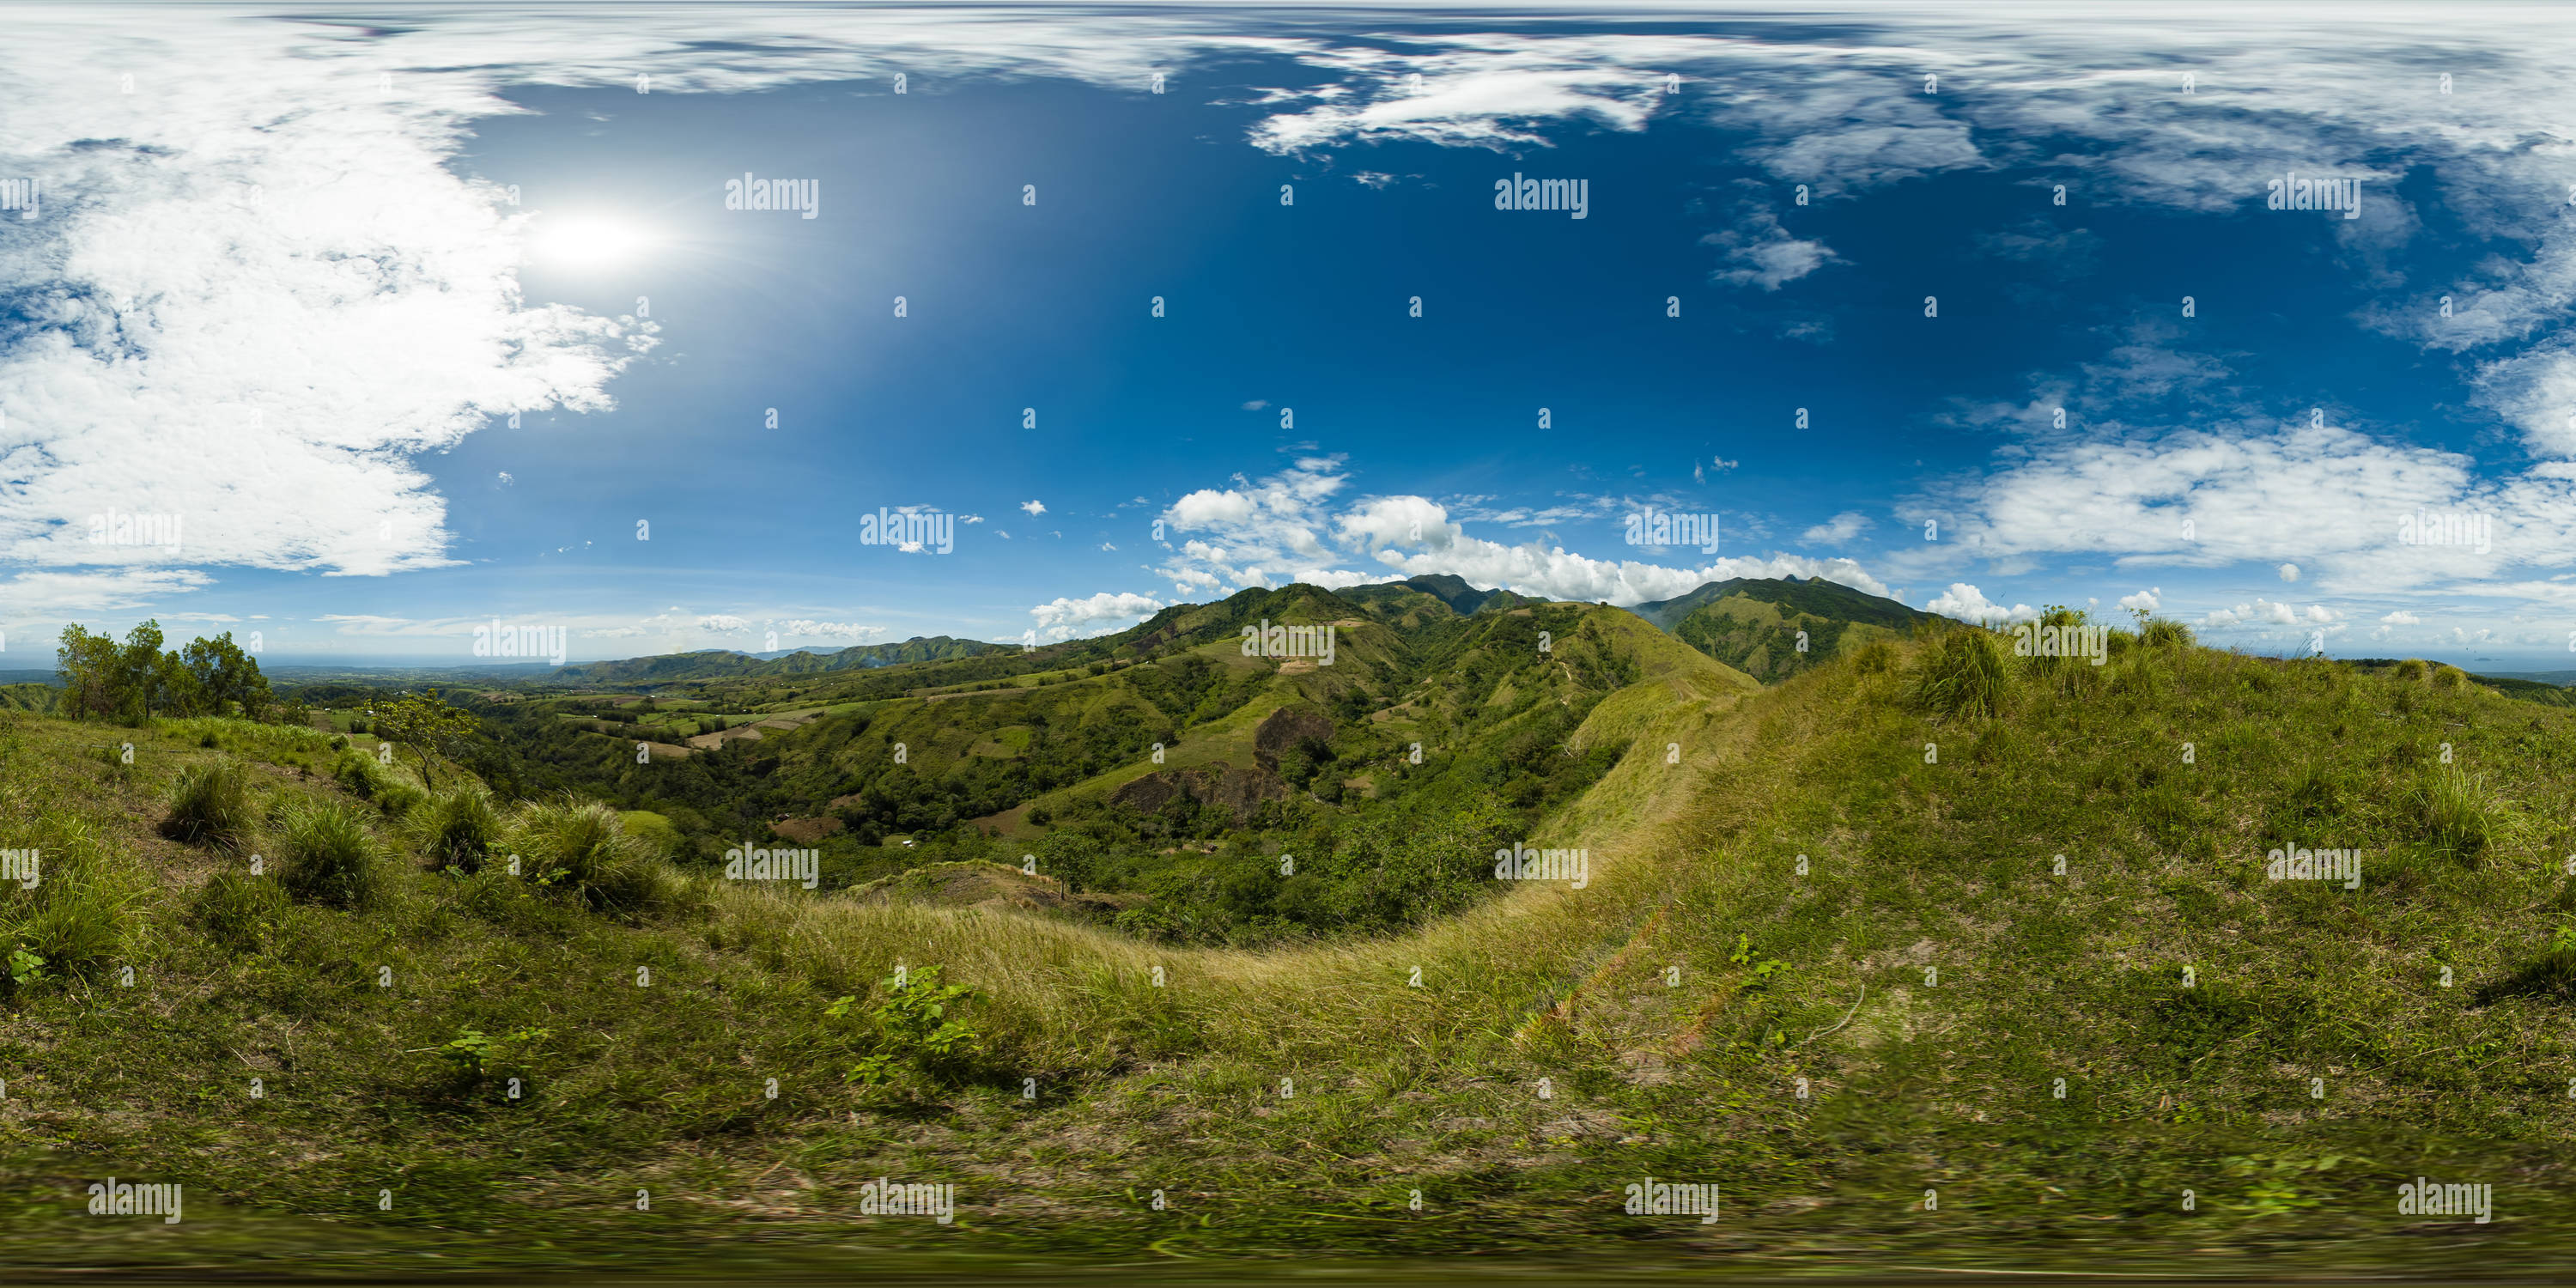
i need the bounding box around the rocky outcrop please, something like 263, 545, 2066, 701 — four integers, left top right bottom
1252, 705, 1335, 771
1109, 764, 1291, 823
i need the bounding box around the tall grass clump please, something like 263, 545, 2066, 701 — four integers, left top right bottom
1908, 624, 2014, 720
1847, 638, 1899, 676
0, 815, 144, 991
373, 781, 426, 821
510, 798, 683, 916
332, 749, 386, 799
165, 758, 255, 848
277, 799, 384, 908
412, 787, 501, 872
2140, 617, 2195, 651
2411, 763, 2498, 865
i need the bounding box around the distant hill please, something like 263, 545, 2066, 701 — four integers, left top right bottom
547, 635, 1001, 684
0, 682, 59, 714
1628, 576, 1935, 683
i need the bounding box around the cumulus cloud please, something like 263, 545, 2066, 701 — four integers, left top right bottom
1925, 582, 2038, 625
1801, 511, 1872, 544
2382, 611, 2421, 625
2117, 587, 2161, 612
1706, 209, 1840, 291
1030, 590, 1166, 642
1151, 458, 1890, 606
2202, 599, 2338, 629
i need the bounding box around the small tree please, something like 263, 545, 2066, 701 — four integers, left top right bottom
373, 689, 481, 792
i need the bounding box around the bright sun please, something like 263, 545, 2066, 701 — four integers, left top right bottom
527, 214, 655, 269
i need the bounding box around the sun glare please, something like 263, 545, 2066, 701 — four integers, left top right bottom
527, 213, 655, 269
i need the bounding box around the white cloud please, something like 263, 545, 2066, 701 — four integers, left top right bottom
772, 619, 885, 642
1020, 500, 1047, 517
1706, 209, 1840, 291
1151, 458, 1891, 607
2202, 599, 2338, 629
1030, 591, 1165, 642
1925, 582, 2038, 625
2382, 611, 2421, 625
2117, 587, 2161, 612
1801, 511, 1872, 544
2278, 563, 2300, 583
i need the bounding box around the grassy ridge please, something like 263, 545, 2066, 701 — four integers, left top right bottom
7, 627, 2576, 1275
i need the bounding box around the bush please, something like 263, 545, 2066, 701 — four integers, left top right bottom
277, 799, 384, 908
828, 966, 988, 1087
413, 788, 501, 872
332, 750, 384, 799
509, 799, 683, 915
166, 758, 255, 848
1909, 626, 2014, 720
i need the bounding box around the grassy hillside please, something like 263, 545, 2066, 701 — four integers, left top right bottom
1632, 576, 1934, 684
0, 683, 58, 714
15, 622, 2576, 1275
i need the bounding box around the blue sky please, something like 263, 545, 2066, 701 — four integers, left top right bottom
5, 4, 2576, 668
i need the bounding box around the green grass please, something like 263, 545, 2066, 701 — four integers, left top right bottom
10, 628, 2576, 1275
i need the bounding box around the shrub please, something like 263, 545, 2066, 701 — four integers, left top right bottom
510, 798, 683, 915
277, 799, 384, 908
2391, 658, 2429, 684
1848, 639, 1899, 676
332, 750, 384, 799
2431, 664, 2471, 692
166, 758, 255, 848
828, 966, 987, 1086
413, 788, 501, 872
1908, 626, 2014, 720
